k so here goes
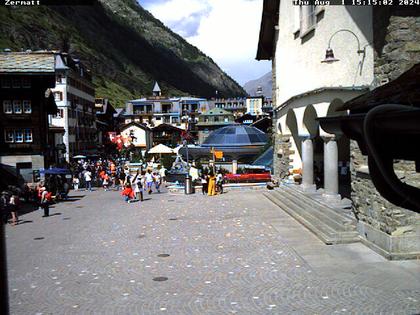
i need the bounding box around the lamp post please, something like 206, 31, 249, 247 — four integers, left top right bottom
183, 139, 193, 194
321, 29, 366, 63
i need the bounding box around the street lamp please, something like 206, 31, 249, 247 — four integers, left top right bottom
321, 29, 366, 64
183, 139, 193, 194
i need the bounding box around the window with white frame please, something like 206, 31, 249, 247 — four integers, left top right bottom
1, 78, 11, 88
12, 78, 20, 88
23, 100, 32, 114
5, 129, 14, 143
14, 129, 23, 143
54, 91, 63, 102
22, 77, 31, 88
13, 100, 22, 114
3, 100, 12, 114
24, 129, 33, 142
299, 5, 317, 37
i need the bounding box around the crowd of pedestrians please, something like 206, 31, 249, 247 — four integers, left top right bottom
1, 155, 230, 225
69, 158, 167, 204
0, 157, 170, 224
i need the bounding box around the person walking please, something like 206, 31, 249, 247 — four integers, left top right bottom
103, 173, 110, 191
153, 172, 161, 193
40, 187, 52, 217
159, 166, 167, 187
216, 170, 224, 194
9, 191, 19, 225
118, 169, 126, 190
132, 170, 144, 201
201, 174, 208, 195
73, 176, 80, 191
84, 169, 92, 191
207, 171, 216, 196
145, 169, 154, 194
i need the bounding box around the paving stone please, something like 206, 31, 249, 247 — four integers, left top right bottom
5, 189, 420, 314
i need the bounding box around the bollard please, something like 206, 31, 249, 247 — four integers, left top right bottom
184, 175, 193, 195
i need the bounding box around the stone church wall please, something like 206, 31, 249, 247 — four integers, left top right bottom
351, 8, 420, 259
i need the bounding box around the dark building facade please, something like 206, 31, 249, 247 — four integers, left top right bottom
0, 51, 58, 182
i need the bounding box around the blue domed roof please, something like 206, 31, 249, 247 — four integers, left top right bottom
202, 125, 267, 147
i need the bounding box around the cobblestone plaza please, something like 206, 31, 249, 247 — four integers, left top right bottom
6, 189, 420, 314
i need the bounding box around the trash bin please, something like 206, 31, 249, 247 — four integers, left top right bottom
185, 175, 193, 195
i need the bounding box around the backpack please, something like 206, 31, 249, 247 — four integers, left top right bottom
45, 192, 53, 202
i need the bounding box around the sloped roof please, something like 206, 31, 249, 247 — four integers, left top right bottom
148, 143, 174, 154
252, 146, 273, 169
202, 125, 267, 147
256, 0, 280, 60
55, 54, 69, 70
152, 123, 183, 133
0, 52, 56, 73
114, 108, 125, 117
120, 121, 151, 131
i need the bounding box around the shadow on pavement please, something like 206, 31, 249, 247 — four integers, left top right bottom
60, 196, 85, 202
17, 220, 33, 225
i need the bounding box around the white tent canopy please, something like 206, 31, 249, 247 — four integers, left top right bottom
148, 143, 174, 154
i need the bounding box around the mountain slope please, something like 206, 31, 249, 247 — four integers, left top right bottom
0, 0, 246, 107
243, 71, 272, 98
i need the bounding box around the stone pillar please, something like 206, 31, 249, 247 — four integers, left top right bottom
302, 138, 315, 191
232, 159, 238, 175
323, 137, 339, 196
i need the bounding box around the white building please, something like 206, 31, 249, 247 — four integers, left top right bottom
124, 89, 208, 130
246, 96, 264, 116
50, 53, 96, 162
119, 122, 152, 154
258, 3, 373, 199
257, 2, 420, 259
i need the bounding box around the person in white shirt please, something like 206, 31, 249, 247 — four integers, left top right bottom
145, 169, 154, 194
216, 170, 224, 194
159, 166, 167, 186
131, 170, 144, 201
84, 170, 92, 191
73, 176, 80, 191
153, 172, 161, 193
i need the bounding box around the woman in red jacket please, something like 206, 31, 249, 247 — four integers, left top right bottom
121, 183, 135, 203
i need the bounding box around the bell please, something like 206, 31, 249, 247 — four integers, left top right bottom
321, 48, 339, 63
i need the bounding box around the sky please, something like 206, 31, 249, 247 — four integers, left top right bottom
138, 0, 271, 85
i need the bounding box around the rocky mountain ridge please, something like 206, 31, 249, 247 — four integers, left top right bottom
0, 0, 246, 107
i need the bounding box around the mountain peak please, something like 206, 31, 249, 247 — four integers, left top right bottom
243, 71, 272, 98
0, 0, 246, 107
